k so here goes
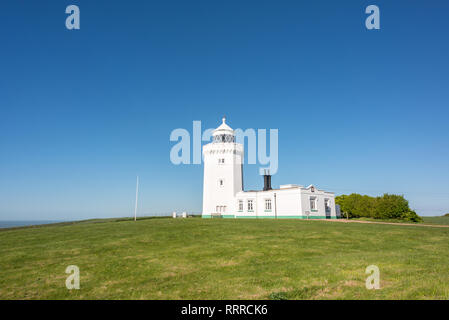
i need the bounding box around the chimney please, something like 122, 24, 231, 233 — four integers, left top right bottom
263, 169, 272, 191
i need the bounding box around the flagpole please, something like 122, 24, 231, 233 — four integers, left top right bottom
134, 176, 139, 221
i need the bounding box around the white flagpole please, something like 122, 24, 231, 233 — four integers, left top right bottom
134, 176, 139, 221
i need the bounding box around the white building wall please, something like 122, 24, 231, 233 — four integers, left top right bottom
232, 186, 337, 219
275, 189, 302, 218
235, 188, 303, 218
299, 186, 336, 219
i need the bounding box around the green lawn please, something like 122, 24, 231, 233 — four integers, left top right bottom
422, 216, 449, 225
0, 217, 448, 299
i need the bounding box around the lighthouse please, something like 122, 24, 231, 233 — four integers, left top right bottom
202, 117, 244, 218
201, 117, 340, 219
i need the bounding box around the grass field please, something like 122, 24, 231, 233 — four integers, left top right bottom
422, 216, 449, 225
0, 217, 448, 300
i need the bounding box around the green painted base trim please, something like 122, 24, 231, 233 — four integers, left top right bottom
201, 215, 235, 219
234, 216, 258, 219
202, 214, 340, 220
234, 215, 339, 219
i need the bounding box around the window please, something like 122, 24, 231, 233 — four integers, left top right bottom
216, 206, 226, 213
265, 199, 272, 211
310, 197, 317, 211
238, 200, 243, 211
213, 134, 235, 143
248, 200, 254, 211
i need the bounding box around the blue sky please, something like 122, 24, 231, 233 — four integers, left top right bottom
1, 0, 448, 220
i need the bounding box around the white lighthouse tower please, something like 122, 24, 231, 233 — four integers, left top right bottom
202, 117, 244, 218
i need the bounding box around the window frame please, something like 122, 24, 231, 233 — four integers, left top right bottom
310, 196, 317, 212
247, 199, 254, 212
265, 198, 272, 212
238, 199, 243, 212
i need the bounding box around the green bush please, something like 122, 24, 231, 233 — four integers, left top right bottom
336, 193, 422, 222
401, 210, 423, 222
335, 194, 376, 218
375, 194, 410, 219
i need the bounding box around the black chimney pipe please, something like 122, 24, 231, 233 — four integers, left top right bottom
263, 169, 272, 191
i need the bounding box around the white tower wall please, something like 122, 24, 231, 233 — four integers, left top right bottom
202, 118, 243, 218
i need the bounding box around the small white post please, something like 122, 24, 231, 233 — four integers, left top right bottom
182, 211, 187, 218
172, 211, 177, 219
134, 176, 139, 222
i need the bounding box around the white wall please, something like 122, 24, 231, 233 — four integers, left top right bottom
235, 188, 303, 218
299, 186, 336, 218
233, 186, 337, 219
202, 142, 243, 217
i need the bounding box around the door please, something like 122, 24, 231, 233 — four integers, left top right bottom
325, 199, 331, 219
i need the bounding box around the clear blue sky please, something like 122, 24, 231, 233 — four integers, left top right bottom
1, 0, 448, 220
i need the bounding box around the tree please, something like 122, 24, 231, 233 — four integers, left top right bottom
375, 194, 409, 219
336, 193, 422, 222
